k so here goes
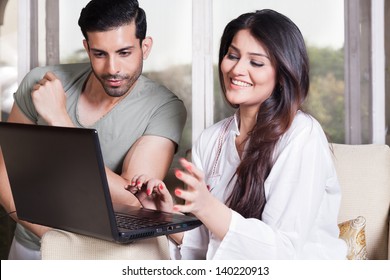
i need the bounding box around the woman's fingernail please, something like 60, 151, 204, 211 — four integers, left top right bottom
147, 189, 151, 196
174, 189, 182, 196
159, 184, 163, 190
175, 169, 182, 178
137, 180, 141, 186
173, 205, 180, 211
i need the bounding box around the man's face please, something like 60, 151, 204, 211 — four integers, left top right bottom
84, 22, 152, 98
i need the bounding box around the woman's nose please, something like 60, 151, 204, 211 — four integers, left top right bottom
230, 59, 247, 76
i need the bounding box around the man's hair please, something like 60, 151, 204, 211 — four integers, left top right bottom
78, 0, 147, 42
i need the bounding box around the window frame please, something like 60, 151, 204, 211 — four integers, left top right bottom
370, 0, 386, 144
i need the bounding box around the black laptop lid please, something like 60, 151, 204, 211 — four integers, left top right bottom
0, 122, 118, 241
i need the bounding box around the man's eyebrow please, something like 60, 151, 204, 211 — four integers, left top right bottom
115, 46, 135, 53
89, 46, 135, 53
229, 44, 270, 59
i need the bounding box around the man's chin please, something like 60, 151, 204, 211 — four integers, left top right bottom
103, 86, 129, 98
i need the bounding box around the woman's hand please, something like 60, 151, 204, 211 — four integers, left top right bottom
173, 158, 232, 240
125, 175, 174, 213
173, 158, 214, 217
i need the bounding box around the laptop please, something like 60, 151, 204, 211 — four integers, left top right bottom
0, 122, 202, 243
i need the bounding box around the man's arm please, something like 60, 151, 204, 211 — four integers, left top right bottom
94, 135, 175, 207
0, 104, 51, 237
109, 135, 175, 206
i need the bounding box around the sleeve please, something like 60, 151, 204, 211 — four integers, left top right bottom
145, 97, 187, 147
169, 225, 210, 260
13, 67, 47, 123
213, 120, 337, 259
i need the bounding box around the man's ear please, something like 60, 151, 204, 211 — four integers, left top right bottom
141, 36, 153, 60
82, 40, 89, 52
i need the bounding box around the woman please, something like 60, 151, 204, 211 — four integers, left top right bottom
128, 9, 347, 259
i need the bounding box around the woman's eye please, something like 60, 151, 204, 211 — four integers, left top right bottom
250, 61, 264, 67
227, 53, 239, 60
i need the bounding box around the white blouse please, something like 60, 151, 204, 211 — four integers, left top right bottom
171, 111, 347, 260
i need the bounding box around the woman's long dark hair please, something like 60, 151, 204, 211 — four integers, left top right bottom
218, 9, 310, 219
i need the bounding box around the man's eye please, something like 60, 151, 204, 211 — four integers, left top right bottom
119, 51, 131, 57
93, 52, 105, 58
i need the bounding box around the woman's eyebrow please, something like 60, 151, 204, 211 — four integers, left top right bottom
229, 44, 270, 59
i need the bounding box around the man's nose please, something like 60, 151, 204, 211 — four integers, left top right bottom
106, 57, 120, 75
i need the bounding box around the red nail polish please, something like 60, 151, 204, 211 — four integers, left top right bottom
147, 189, 151, 196
175, 169, 182, 178
159, 184, 163, 190
175, 189, 182, 196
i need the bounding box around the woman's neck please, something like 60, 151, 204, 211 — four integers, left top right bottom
235, 108, 258, 158
238, 108, 257, 136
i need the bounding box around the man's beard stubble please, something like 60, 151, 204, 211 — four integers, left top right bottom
92, 67, 142, 98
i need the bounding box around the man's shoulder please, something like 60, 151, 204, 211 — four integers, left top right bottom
24, 63, 89, 82
133, 75, 185, 113
29, 63, 90, 76
137, 75, 176, 97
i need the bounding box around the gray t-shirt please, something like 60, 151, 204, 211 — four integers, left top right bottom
12, 63, 187, 250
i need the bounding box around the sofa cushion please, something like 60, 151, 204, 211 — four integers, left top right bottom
338, 216, 368, 260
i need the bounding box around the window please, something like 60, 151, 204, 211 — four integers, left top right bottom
2, 0, 388, 149
344, 0, 386, 144
385, 0, 390, 145
212, 0, 346, 144
0, 0, 17, 121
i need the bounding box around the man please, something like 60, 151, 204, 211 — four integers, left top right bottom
0, 0, 186, 259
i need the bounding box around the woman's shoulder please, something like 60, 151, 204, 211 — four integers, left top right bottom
290, 111, 323, 134
192, 116, 235, 150
280, 111, 328, 145
273, 111, 331, 164
201, 116, 236, 138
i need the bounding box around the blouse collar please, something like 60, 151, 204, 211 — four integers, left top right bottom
232, 110, 240, 136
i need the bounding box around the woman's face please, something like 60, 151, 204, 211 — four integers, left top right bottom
221, 29, 276, 112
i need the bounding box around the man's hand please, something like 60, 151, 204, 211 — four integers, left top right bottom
31, 71, 73, 126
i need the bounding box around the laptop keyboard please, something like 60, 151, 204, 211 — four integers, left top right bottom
115, 213, 170, 230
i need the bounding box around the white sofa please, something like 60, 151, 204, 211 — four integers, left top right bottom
332, 144, 390, 260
